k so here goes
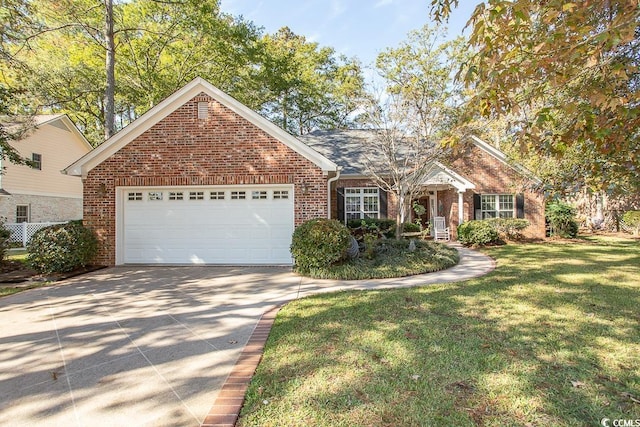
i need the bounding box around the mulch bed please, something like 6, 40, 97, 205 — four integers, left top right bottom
0, 262, 106, 287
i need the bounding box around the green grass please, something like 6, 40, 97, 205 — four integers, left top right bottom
0, 250, 42, 297
238, 236, 640, 426
0, 281, 50, 297
6, 249, 27, 261
300, 240, 459, 280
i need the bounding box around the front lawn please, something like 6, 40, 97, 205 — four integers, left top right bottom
238, 236, 640, 426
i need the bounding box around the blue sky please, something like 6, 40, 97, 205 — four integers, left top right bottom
220, 0, 477, 66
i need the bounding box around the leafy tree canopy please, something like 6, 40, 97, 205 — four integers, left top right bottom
431, 0, 640, 195
1, 1, 365, 144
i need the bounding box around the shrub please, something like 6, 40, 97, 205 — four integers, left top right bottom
546, 201, 579, 238
402, 222, 421, 233
457, 220, 500, 246
347, 218, 396, 239
26, 220, 98, 274
0, 221, 12, 262
485, 218, 530, 241
622, 211, 640, 236
291, 218, 351, 273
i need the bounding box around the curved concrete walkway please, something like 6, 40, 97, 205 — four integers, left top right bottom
0, 244, 494, 427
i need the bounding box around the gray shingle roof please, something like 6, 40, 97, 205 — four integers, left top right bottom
297, 129, 380, 175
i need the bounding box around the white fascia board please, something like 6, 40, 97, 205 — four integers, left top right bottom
64, 77, 337, 177
424, 161, 476, 191
57, 115, 93, 152
199, 80, 337, 172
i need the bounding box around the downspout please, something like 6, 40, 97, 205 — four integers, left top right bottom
326, 167, 341, 219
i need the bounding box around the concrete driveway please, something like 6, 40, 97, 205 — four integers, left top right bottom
0, 246, 494, 427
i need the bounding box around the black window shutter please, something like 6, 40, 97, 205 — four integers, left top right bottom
379, 189, 388, 218
337, 187, 345, 222
516, 193, 525, 219
473, 193, 481, 220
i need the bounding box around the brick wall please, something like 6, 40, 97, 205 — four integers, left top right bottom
0, 194, 82, 223
84, 93, 327, 265
330, 143, 546, 240
449, 143, 546, 239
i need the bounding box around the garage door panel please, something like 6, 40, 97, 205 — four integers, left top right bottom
122, 186, 294, 264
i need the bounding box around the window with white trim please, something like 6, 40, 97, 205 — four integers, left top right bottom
31, 153, 42, 170
252, 190, 267, 200
480, 194, 514, 218
148, 191, 163, 201
189, 191, 204, 200
345, 188, 379, 220
273, 190, 289, 200
128, 192, 143, 201
231, 191, 246, 200
16, 205, 29, 223
169, 191, 184, 200
210, 191, 225, 200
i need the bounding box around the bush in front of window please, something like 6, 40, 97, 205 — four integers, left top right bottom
457, 220, 500, 246
545, 201, 579, 238
27, 220, 98, 274
291, 218, 351, 273
484, 218, 530, 241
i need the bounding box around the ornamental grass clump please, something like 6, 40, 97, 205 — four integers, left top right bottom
27, 221, 98, 274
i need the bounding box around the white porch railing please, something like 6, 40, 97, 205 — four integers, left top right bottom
4, 222, 67, 247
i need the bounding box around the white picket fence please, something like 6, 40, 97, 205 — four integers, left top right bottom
5, 222, 67, 247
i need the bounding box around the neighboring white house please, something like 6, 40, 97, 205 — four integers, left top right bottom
0, 114, 92, 223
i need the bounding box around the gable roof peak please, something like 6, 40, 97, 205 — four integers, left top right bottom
64, 77, 337, 177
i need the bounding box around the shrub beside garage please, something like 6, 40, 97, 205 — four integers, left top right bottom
27, 221, 98, 274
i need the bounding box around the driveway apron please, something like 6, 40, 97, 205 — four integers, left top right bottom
0, 266, 302, 426
0, 245, 493, 426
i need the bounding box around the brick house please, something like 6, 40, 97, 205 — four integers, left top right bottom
300, 129, 545, 241
66, 78, 545, 266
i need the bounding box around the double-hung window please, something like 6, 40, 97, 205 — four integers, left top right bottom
16, 205, 29, 223
31, 153, 42, 170
345, 188, 379, 220
480, 194, 514, 218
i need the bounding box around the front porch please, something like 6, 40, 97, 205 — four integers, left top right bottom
411, 162, 476, 240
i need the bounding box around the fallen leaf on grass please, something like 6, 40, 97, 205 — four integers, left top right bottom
411, 374, 421, 381
571, 380, 586, 388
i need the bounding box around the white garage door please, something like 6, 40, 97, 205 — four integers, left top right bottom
120, 186, 294, 264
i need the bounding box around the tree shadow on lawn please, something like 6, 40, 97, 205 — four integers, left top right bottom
240, 239, 640, 426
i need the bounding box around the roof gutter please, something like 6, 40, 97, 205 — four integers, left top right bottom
326, 167, 341, 219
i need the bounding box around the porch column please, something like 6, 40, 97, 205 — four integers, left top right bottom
458, 191, 464, 225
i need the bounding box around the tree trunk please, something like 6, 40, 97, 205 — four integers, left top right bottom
395, 192, 405, 240
104, 0, 116, 140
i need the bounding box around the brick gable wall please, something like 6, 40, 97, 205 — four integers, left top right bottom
84, 93, 327, 265
450, 143, 546, 238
